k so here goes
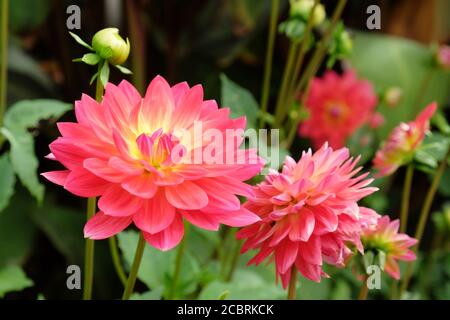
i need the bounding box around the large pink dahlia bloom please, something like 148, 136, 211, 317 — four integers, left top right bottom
237, 143, 378, 288
42, 75, 264, 251
373, 102, 436, 177
298, 70, 378, 149
361, 215, 417, 280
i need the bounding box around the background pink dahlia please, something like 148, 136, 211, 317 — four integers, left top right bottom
42, 75, 264, 251
237, 143, 379, 288
361, 215, 417, 280
298, 70, 378, 149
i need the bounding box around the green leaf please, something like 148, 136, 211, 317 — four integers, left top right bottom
9, 0, 50, 32
0, 128, 43, 203
414, 133, 450, 169
0, 193, 36, 267
349, 32, 450, 139
3, 99, 72, 132
199, 269, 285, 300
80, 53, 101, 66
130, 287, 164, 300
30, 202, 85, 264
0, 155, 16, 213
432, 111, 450, 135
69, 32, 93, 51
217, 290, 230, 300
115, 64, 133, 75
0, 265, 33, 298
330, 280, 352, 300
220, 74, 259, 129
100, 61, 110, 87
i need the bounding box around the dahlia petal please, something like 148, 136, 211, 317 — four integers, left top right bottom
398, 250, 416, 262
49, 138, 91, 170
108, 156, 144, 176
181, 210, 220, 231
143, 214, 184, 251
385, 258, 401, 280
41, 170, 70, 186
133, 191, 175, 234
314, 206, 338, 235
84, 211, 133, 240
165, 181, 208, 210
213, 207, 260, 227
171, 81, 189, 105
64, 169, 109, 197
84, 158, 128, 183
275, 239, 298, 274
142, 75, 174, 132
118, 79, 142, 108
296, 208, 315, 241
121, 174, 157, 199
171, 84, 203, 129
298, 235, 322, 265
98, 185, 143, 217
296, 256, 322, 282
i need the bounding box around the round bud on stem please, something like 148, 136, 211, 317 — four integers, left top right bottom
290, 0, 326, 26
92, 28, 130, 65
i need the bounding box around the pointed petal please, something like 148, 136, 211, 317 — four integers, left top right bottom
133, 191, 176, 234
165, 181, 208, 210
143, 214, 184, 251
84, 211, 133, 239
98, 185, 143, 217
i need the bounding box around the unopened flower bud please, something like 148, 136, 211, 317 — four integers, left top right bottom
92, 28, 130, 65
290, 0, 326, 26
384, 87, 403, 107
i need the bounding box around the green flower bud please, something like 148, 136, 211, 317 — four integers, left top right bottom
92, 28, 130, 65
384, 87, 403, 107
290, 0, 326, 26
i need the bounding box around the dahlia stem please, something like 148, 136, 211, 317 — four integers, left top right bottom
398, 147, 450, 298
287, 267, 298, 300
82, 197, 96, 300
259, 0, 280, 128
0, 0, 8, 140
284, 0, 348, 149
82, 62, 106, 300
273, 43, 299, 128
168, 223, 190, 300
400, 163, 414, 233
122, 233, 146, 300
358, 276, 369, 300
225, 239, 242, 282
276, 0, 319, 128
109, 236, 127, 286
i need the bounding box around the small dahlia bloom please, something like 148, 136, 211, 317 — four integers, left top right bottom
361, 216, 417, 280
42, 75, 263, 251
373, 102, 437, 177
237, 143, 378, 288
298, 70, 378, 149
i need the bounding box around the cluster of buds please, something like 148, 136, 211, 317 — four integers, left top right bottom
327, 22, 352, 68
70, 28, 131, 86
279, 0, 326, 42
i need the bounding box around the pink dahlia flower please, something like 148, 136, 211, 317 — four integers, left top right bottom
361, 215, 417, 280
237, 143, 378, 288
298, 70, 378, 149
42, 75, 264, 251
373, 102, 437, 177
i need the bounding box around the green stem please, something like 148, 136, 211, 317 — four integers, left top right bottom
276, 0, 319, 128
168, 223, 190, 299
109, 236, 127, 286
225, 238, 242, 282
358, 275, 369, 300
122, 233, 146, 300
398, 147, 450, 298
82, 62, 106, 300
259, 0, 280, 128
400, 163, 414, 233
82, 197, 96, 300
287, 267, 298, 300
0, 0, 8, 131
284, 0, 347, 149
273, 43, 299, 127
